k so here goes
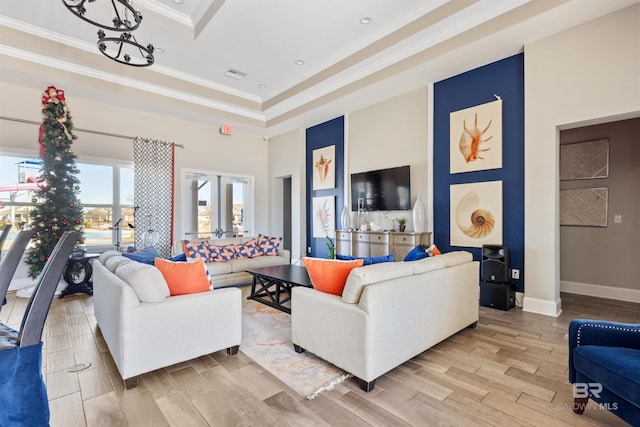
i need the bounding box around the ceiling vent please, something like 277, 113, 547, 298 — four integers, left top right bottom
224, 68, 247, 80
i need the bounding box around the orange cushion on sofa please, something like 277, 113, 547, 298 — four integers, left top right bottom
302, 257, 364, 296
154, 258, 211, 296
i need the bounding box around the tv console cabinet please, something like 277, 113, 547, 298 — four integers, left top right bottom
335, 230, 431, 261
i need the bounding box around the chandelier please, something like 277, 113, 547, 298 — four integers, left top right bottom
61, 0, 154, 67
98, 30, 154, 66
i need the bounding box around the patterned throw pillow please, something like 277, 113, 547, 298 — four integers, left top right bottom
182, 240, 211, 261
257, 234, 281, 256
209, 244, 237, 262
235, 239, 259, 259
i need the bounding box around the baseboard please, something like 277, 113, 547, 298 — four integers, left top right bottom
522, 296, 562, 317
561, 280, 640, 304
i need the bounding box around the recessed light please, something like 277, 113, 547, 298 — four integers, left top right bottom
294, 60, 305, 65
154, 47, 165, 54
360, 17, 372, 25
258, 84, 267, 88
173, 0, 184, 4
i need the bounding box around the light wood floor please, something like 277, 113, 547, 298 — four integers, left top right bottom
1, 287, 637, 427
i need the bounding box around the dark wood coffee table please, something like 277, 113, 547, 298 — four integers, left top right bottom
246, 265, 313, 314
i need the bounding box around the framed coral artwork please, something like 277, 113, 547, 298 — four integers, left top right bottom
450, 181, 502, 247
312, 145, 335, 190
450, 99, 502, 174
312, 196, 335, 238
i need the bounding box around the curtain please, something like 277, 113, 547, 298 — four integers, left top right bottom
133, 137, 174, 258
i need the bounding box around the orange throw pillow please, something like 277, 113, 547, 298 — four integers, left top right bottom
154, 258, 211, 296
302, 257, 364, 296
431, 244, 441, 256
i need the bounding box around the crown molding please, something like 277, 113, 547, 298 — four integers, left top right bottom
0, 44, 266, 121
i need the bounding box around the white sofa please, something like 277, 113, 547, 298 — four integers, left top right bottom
93, 251, 242, 388
172, 237, 290, 288
291, 251, 479, 392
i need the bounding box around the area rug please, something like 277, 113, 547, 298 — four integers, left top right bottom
240, 299, 351, 399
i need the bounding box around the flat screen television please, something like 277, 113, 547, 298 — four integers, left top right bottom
351, 165, 411, 211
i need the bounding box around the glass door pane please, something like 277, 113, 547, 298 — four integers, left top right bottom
183, 171, 252, 241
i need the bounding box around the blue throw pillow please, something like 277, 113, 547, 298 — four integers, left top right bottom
123, 246, 161, 265
404, 245, 429, 261
168, 253, 187, 262
335, 253, 394, 265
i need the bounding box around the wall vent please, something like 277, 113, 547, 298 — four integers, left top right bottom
224, 68, 247, 80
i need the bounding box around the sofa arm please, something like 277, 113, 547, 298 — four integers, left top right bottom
568, 319, 640, 383
291, 287, 370, 379
278, 249, 291, 264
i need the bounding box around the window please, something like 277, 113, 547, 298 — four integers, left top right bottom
0, 153, 134, 251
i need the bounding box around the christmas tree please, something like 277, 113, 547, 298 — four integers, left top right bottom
26, 86, 84, 278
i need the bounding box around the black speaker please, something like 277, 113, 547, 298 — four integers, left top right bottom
481, 244, 510, 283
480, 281, 516, 311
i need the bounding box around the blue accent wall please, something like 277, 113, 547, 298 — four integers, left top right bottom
306, 116, 345, 258
434, 54, 525, 291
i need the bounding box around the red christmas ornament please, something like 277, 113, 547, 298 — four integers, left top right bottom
62, 220, 68, 226
69, 203, 75, 207
31, 233, 37, 239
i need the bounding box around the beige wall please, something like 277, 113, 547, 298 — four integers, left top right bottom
524, 4, 640, 315
347, 87, 428, 231
560, 118, 640, 299
0, 83, 272, 240
268, 128, 306, 262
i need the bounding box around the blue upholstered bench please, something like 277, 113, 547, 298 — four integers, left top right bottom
568, 319, 640, 426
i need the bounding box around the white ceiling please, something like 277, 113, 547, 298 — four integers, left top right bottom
1, 0, 638, 137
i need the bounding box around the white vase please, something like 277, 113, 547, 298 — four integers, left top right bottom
412, 196, 426, 232
341, 205, 351, 230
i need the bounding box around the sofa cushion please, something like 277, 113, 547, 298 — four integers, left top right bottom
210, 244, 236, 262
257, 234, 281, 256
440, 251, 473, 267
234, 239, 259, 259
114, 262, 169, 302
257, 255, 287, 268
410, 256, 447, 275
123, 246, 161, 265
155, 258, 211, 296
303, 257, 364, 296
336, 253, 394, 265
342, 261, 414, 304
228, 258, 261, 273
182, 240, 212, 261
574, 346, 640, 407
104, 256, 132, 273
203, 260, 233, 276
209, 237, 242, 246
98, 250, 122, 265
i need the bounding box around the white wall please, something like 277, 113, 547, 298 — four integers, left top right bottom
347, 87, 429, 231
523, 4, 640, 316
268, 128, 306, 263
0, 82, 272, 241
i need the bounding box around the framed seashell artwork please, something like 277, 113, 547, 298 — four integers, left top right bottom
450, 181, 503, 247
450, 99, 503, 174
312, 196, 335, 238
312, 145, 335, 190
